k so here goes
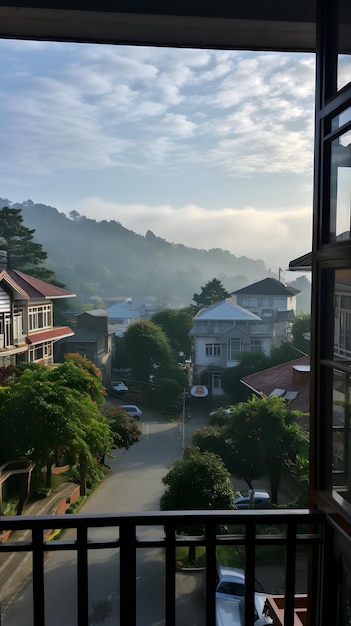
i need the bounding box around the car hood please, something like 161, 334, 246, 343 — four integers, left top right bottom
216, 596, 241, 626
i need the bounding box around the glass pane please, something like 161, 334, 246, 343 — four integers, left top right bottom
330, 132, 351, 241
332, 368, 351, 502
337, 0, 351, 91
334, 269, 351, 358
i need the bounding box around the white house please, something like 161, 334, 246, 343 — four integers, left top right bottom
189, 298, 264, 395
232, 277, 300, 345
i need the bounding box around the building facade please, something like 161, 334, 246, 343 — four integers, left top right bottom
0, 269, 74, 366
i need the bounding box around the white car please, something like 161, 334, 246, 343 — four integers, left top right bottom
120, 405, 142, 420
110, 381, 128, 394
214, 565, 272, 626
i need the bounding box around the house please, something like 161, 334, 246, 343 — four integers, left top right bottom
189, 297, 264, 394
232, 278, 300, 346
241, 355, 310, 430
54, 309, 115, 380
190, 278, 301, 395
106, 300, 143, 337
290, 254, 351, 360
1, 1, 350, 625
0, 269, 74, 366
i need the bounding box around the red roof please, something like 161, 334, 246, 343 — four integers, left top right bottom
0, 269, 75, 300
241, 356, 310, 427
27, 327, 74, 345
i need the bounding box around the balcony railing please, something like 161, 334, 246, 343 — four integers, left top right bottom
0, 509, 324, 626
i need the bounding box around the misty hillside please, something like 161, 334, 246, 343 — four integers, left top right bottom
0, 198, 311, 311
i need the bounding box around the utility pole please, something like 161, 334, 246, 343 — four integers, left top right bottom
182, 387, 185, 450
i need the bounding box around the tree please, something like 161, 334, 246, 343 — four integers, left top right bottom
224, 395, 303, 503
0, 362, 113, 497
269, 342, 305, 367
122, 320, 174, 382
102, 406, 141, 450
221, 352, 271, 402
291, 313, 311, 354
0, 206, 58, 283
151, 308, 193, 358
192, 278, 230, 311
160, 447, 234, 562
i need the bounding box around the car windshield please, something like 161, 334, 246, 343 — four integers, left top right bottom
217, 582, 244, 596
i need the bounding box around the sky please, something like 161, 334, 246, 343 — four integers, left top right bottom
0, 40, 316, 278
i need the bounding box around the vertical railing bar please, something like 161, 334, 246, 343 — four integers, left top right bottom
284, 521, 297, 626
244, 520, 256, 626
165, 522, 176, 626
77, 524, 89, 626
120, 520, 137, 626
32, 525, 45, 626
205, 521, 217, 626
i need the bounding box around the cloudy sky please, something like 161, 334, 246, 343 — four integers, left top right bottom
0, 40, 316, 277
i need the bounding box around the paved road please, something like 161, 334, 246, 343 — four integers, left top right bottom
2, 400, 208, 626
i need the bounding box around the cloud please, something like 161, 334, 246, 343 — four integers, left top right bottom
69, 197, 312, 270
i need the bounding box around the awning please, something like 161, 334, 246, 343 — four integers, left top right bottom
27, 326, 74, 346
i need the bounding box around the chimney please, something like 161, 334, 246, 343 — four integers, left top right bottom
292, 365, 310, 385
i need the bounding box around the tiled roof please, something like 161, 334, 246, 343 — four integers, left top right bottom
194, 298, 261, 322
232, 278, 300, 297
1, 270, 75, 300
27, 327, 74, 345
241, 356, 310, 426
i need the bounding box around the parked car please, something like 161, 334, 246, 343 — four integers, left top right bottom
110, 381, 128, 394
233, 489, 272, 509
214, 565, 271, 625
120, 405, 142, 420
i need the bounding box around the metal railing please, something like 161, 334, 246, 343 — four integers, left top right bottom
0, 509, 324, 626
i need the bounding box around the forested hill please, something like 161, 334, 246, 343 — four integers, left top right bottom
0, 198, 301, 308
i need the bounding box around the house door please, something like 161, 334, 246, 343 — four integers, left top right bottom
311, 0, 351, 623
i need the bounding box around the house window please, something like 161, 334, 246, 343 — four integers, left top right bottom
28, 304, 52, 331
205, 343, 221, 356
250, 339, 262, 352
241, 297, 258, 308
213, 373, 222, 389
228, 339, 241, 360
28, 341, 52, 363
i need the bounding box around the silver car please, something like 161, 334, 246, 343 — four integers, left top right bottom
120, 404, 142, 420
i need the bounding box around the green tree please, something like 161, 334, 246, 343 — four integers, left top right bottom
160, 447, 234, 562
269, 342, 305, 367
122, 320, 174, 382
192, 278, 230, 311
0, 363, 112, 497
53, 353, 105, 407
291, 313, 311, 354
0, 206, 58, 283
224, 395, 303, 504
102, 405, 141, 449
151, 308, 193, 358
221, 352, 271, 402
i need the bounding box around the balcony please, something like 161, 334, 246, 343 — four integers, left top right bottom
0, 508, 324, 626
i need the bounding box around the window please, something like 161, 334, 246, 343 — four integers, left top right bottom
228, 339, 241, 361
241, 297, 258, 308
28, 305, 52, 331
250, 339, 262, 352
28, 341, 52, 363
205, 343, 221, 356
213, 373, 222, 389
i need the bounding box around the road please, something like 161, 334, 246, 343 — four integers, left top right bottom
2, 398, 208, 626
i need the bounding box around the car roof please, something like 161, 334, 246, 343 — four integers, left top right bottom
235, 489, 270, 499
121, 405, 139, 410
217, 566, 245, 583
